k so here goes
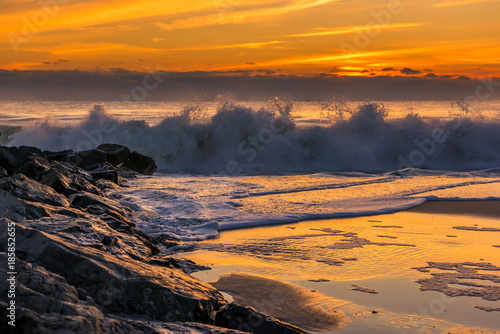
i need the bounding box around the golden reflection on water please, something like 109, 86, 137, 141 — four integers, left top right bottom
183, 212, 500, 282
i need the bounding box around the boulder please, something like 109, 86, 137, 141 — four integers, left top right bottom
76, 149, 108, 170
40, 162, 101, 197
0, 167, 7, 178
122, 151, 157, 175
89, 164, 119, 184
16, 156, 51, 180
0, 221, 226, 323
70, 191, 131, 217
98, 143, 132, 166
215, 304, 308, 334
0, 174, 70, 207
0, 145, 44, 174
0, 254, 140, 334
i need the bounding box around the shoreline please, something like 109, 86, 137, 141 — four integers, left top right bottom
407, 200, 500, 218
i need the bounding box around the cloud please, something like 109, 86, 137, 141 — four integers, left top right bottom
154, 0, 340, 31
288, 23, 423, 38
425, 73, 438, 78
458, 75, 471, 80
432, 0, 497, 8
382, 67, 395, 71
440, 74, 454, 79
41, 59, 70, 65
172, 41, 285, 51
0, 69, 488, 102
400, 67, 421, 75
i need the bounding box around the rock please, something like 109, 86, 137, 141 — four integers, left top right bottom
0, 254, 140, 334
0, 221, 226, 323
22, 217, 158, 261
0, 167, 7, 178
45, 149, 108, 170
15, 156, 52, 180
89, 164, 119, 183
40, 162, 101, 197
96, 178, 121, 191
76, 149, 109, 170
98, 143, 132, 166
0, 145, 44, 174
215, 303, 308, 334
148, 257, 211, 274
0, 174, 70, 207
70, 191, 131, 217
122, 151, 157, 175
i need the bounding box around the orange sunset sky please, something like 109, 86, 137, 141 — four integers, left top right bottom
1, 0, 500, 79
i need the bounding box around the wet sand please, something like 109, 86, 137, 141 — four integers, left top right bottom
408, 200, 500, 218
211, 273, 350, 331
185, 203, 500, 333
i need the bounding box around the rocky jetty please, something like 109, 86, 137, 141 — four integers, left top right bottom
0, 145, 306, 333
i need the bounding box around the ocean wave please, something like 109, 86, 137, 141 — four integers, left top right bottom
9, 102, 500, 174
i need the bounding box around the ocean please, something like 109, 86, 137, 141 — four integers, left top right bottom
2, 99, 500, 240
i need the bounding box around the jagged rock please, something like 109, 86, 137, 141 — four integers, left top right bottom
0, 222, 226, 323
40, 162, 101, 197
98, 144, 132, 166
215, 304, 308, 334
0, 167, 7, 178
89, 164, 119, 183
22, 217, 157, 261
0, 145, 44, 174
70, 191, 131, 218
15, 156, 52, 180
0, 254, 140, 334
77, 149, 109, 170
122, 151, 157, 175
148, 257, 211, 274
0, 174, 70, 207
96, 178, 121, 191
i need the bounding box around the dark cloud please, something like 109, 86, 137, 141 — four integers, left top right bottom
381, 67, 395, 71
361, 69, 370, 73
457, 75, 471, 81
400, 68, 421, 75
440, 75, 454, 79
424, 69, 434, 72
246, 62, 256, 65
425, 73, 438, 79
0, 69, 490, 101
41, 59, 70, 65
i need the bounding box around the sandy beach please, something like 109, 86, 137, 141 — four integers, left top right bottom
184, 202, 500, 333
408, 200, 500, 219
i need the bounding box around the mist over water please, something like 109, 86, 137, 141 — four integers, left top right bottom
6, 99, 500, 174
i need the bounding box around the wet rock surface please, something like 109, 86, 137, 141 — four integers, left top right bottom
0, 144, 302, 333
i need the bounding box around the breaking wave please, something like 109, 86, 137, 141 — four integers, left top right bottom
9, 102, 500, 174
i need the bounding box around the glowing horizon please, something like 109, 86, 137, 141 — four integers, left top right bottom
1, 0, 499, 79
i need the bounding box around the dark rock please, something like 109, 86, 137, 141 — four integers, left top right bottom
89, 164, 119, 183
0, 174, 70, 207
148, 257, 211, 274
122, 151, 157, 175
70, 191, 131, 217
0, 145, 44, 174
40, 162, 101, 197
0, 167, 7, 177
215, 303, 308, 334
76, 149, 108, 169
98, 143, 132, 166
0, 255, 140, 334
96, 178, 121, 191
16, 156, 51, 180
0, 221, 226, 323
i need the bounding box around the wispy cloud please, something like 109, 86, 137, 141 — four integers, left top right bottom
172, 41, 285, 51
288, 23, 423, 37
432, 0, 497, 7
154, 0, 341, 31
